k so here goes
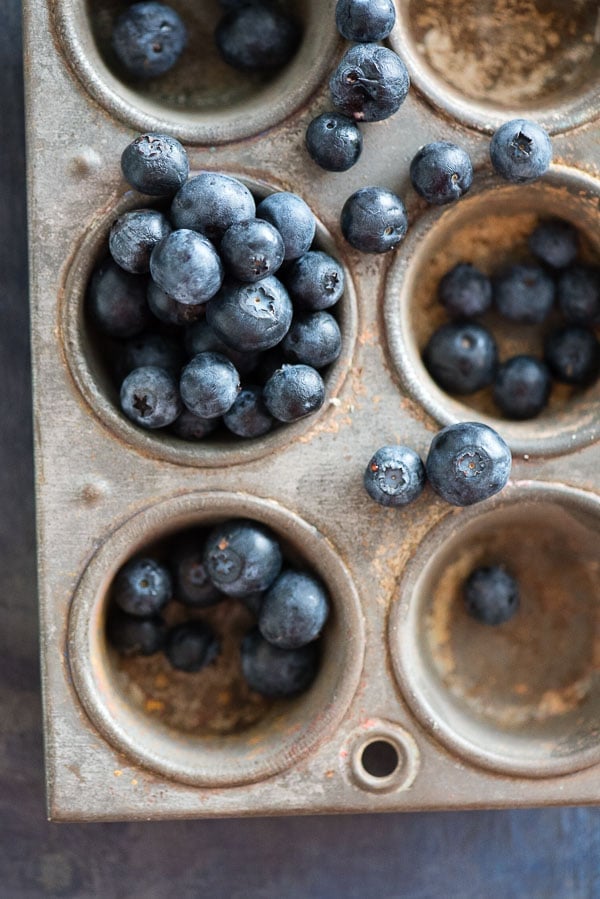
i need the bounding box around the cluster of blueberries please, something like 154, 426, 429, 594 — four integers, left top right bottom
424, 219, 600, 420
88, 132, 345, 440
107, 519, 329, 699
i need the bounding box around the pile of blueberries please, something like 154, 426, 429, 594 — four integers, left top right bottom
424, 219, 600, 420
107, 519, 329, 699
88, 132, 345, 440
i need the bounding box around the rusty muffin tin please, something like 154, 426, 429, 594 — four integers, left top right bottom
25, 0, 600, 821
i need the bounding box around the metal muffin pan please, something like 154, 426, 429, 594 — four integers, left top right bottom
25, 0, 600, 821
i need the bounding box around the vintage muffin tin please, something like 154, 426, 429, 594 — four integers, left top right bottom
25, 0, 600, 821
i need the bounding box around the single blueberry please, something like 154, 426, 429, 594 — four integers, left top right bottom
206, 277, 293, 352
557, 265, 600, 326
88, 259, 151, 338
215, 3, 300, 72
363, 445, 426, 507
259, 570, 330, 650
204, 519, 283, 598
493, 356, 552, 420
439, 263, 492, 318
106, 609, 167, 656
220, 219, 285, 283
111, 2, 187, 80
241, 629, 319, 698
335, 0, 396, 42
179, 351, 240, 419
263, 364, 325, 422
256, 193, 316, 261
329, 44, 410, 123
184, 320, 260, 376
165, 621, 219, 673
490, 119, 552, 184
528, 219, 579, 269
113, 557, 172, 617
118, 332, 185, 380
223, 385, 274, 438
120, 365, 183, 428
423, 321, 498, 395
341, 186, 408, 253
150, 229, 224, 305
170, 408, 219, 441
410, 142, 473, 206
147, 280, 205, 326
425, 422, 512, 507
171, 173, 256, 242
305, 113, 363, 173
121, 132, 189, 197
464, 566, 520, 626
282, 312, 342, 368
283, 251, 345, 311
171, 534, 222, 607
544, 326, 600, 385
493, 263, 555, 324
109, 209, 172, 274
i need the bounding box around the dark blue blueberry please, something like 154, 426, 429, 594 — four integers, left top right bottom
490, 119, 552, 184
206, 276, 293, 352
439, 263, 492, 318
241, 629, 319, 698
171, 534, 222, 607
88, 259, 151, 338
147, 280, 205, 326
528, 219, 579, 269
120, 365, 183, 428
106, 609, 166, 656
220, 219, 285, 283
410, 142, 473, 206
111, 2, 187, 80
171, 173, 255, 242
544, 326, 600, 385
259, 570, 330, 650
329, 44, 410, 123
150, 229, 224, 305
263, 364, 325, 422
282, 312, 342, 368
341, 187, 408, 253
109, 209, 172, 274
335, 0, 396, 41
363, 445, 426, 508
256, 193, 316, 261
215, 3, 301, 72
493, 356, 551, 421
425, 422, 512, 507
464, 566, 519, 626
164, 622, 219, 673
121, 132, 189, 197
113, 557, 172, 617
305, 113, 363, 173
170, 408, 219, 441
283, 251, 345, 311
557, 265, 600, 325
179, 351, 240, 419
223, 385, 274, 438
184, 320, 260, 376
204, 519, 282, 598
118, 332, 185, 379
423, 321, 497, 395
493, 263, 555, 324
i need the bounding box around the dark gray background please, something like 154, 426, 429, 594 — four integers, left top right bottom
3, 2, 600, 895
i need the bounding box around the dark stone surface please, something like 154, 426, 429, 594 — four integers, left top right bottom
2, 2, 600, 895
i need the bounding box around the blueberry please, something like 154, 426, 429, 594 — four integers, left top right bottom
180, 352, 240, 419
282, 312, 342, 368
283, 251, 345, 311
118, 332, 185, 379
363, 445, 426, 508
171, 535, 222, 607
150, 230, 224, 305
171, 173, 256, 242
341, 187, 408, 253
120, 365, 183, 428
106, 609, 166, 656
528, 219, 579, 269
493, 355, 551, 420
215, 3, 300, 73
557, 265, 600, 326
423, 322, 497, 395
490, 119, 552, 184
204, 519, 282, 598
109, 209, 172, 274
223, 385, 274, 438
329, 44, 410, 123
335, 0, 396, 42
259, 570, 330, 649
544, 326, 600, 385
164, 622, 219, 673
113, 557, 172, 617
464, 566, 519, 626
184, 320, 260, 376
206, 277, 293, 352
111, 2, 187, 80
493, 263, 555, 324
220, 219, 285, 283
121, 133, 189, 197
425, 422, 512, 507
88, 259, 151, 338
263, 364, 325, 422
147, 280, 205, 326
241, 629, 319, 698
439, 263, 492, 318
170, 408, 219, 441
305, 113, 363, 173
410, 142, 473, 206
256, 193, 316, 261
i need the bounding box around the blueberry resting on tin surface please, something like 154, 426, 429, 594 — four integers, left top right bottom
164, 621, 220, 672
305, 112, 363, 173
263, 364, 326, 422
438, 263, 492, 319
492, 356, 551, 421
111, 1, 187, 80
490, 119, 552, 184
330, 44, 410, 123
215, 2, 301, 72
364, 445, 426, 508
121, 133, 189, 197
410, 142, 473, 206
335, 0, 396, 42
493, 263, 555, 324
120, 365, 183, 429
544, 326, 600, 385
113, 557, 173, 617
241, 629, 320, 698
528, 219, 579, 270
464, 566, 520, 626
341, 187, 408, 254
259, 570, 330, 649
283, 251, 345, 311
203, 520, 283, 598
423, 321, 498, 395
282, 312, 342, 369
425, 422, 512, 507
